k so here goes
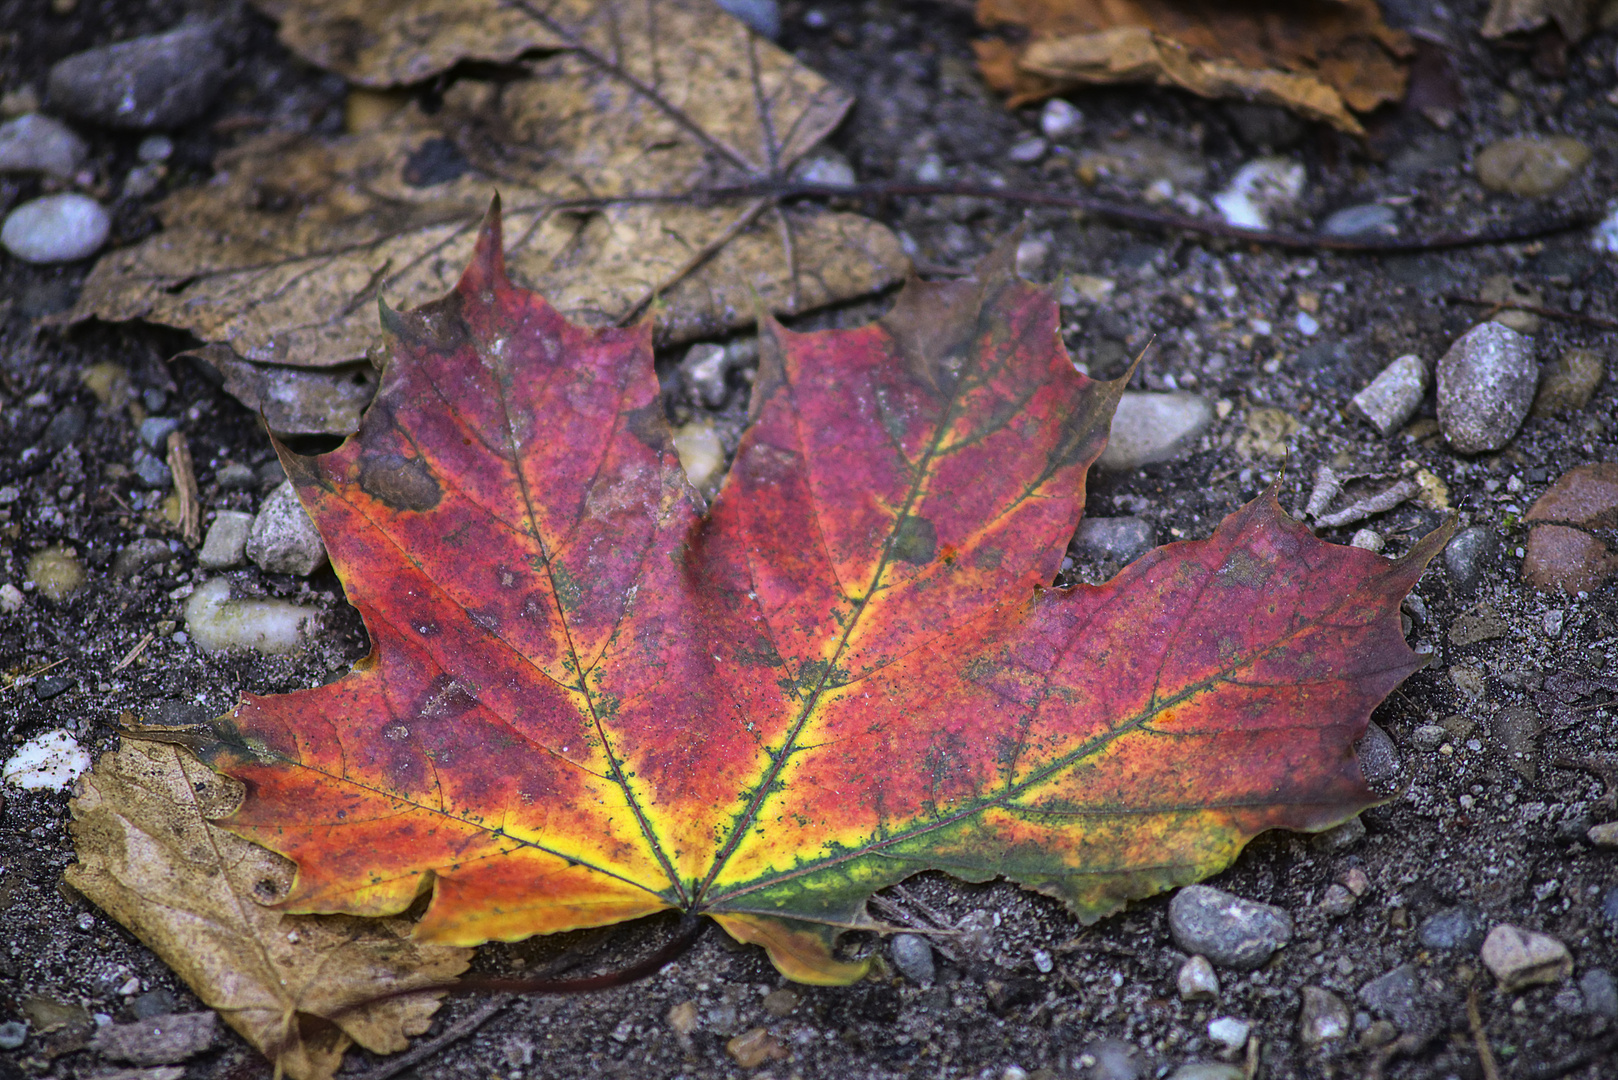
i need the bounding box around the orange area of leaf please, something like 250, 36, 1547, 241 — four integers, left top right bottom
209, 199, 1444, 985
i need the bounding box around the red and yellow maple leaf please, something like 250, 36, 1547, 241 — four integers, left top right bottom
209, 200, 1441, 985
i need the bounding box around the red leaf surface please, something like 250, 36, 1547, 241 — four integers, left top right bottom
210, 199, 1443, 984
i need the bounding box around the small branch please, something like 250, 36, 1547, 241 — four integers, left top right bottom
1, 656, 68, 693
1467, 988, 1501, 1080
349, 995, 512, 1080
1442, 294, 1618, 330
111, 632, 156, 673
166, 431, 203, 547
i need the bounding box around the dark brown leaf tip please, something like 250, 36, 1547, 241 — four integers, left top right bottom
458, 194, 508, 300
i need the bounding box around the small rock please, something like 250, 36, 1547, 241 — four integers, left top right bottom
1533, 348, 1604, 416
1475, 135, 1591, 197
671, 421, 725, 496
1355, 722, 1400, 792
1311, 815, 1366, 852
1579, 969, 1618, 1018
1, 193, 110, 263
1418, 906, 1484, 951
130, 990, 178, 1020
1436, 322, 1537, 455
27, 546, 84, 601
792, 151, 855, 188
2, 729, 92, 791
725, 1027, 787, 1068
47, 22, 228, 130
1521, 525, 1617, 595
139, 416, 180, 450
1040, 98, 1083, 141
1166, 1066, 1243, 1080
1015, 237, 1048, 279
761, 987, 799, 1017
1588, 822, 1618, 847
137, 134, 173, 162
1072, 516, 1155, 566
0, 1021, 25, 1050
92, 1012, 217, 1065
112, 539, 172, 578
1318, 884, 1357, 916
1491, 707, 1542, 782
247, 482, 328, 576
1443, 526, 1497, 593
214, 463, 258, 490
32, 674, 75, 701
1081, 1037, 1145, 1080
1, 85, 40, 116
0, 113, 88, 178
42, 405, 87, 451
715, 0, 780, 37
1357, 964, 1426, 1033
1008, 136, 1047, 164
1411, 724, 1447, 751
1349, 529, 1383, 553
1096, 392, 1213, 472
1206, 1016, 1249, 1050
184, 578, 318, 655
1224, 103, 1304, 149
0, 583, 23, 612
680, 343, 731, 408
123, 162, 167, 199
1321, 203, 1398, 239
1298, 987, 1350, 1046
1212, 157, 1305, 230
132, 449, 172, 489
1543, 609, 1564, 638
1176, 955, 1219, 1001
890, 934, 936, 984
1349, 354, 1427, 437
1477, 274, 1543, 334
1481, 924, 1572, 991
1594, 202, 1618, 255
1168, 885, 1293, 970
198, 511, 254, 570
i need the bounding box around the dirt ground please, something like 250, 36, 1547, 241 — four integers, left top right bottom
2, 1, 1617, 1078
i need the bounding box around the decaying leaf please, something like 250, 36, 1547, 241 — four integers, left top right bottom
1481, 0, 1597, 41
110, 199, 1453, 1024
67, 0, 904, 433
975, 0, 1413, 134
67, 739, 471, 1080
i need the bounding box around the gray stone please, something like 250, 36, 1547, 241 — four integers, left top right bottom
1097, 392, 1213, 472
1318, 883, 1357, 916
247, 481, 328, 576
91, 1011, 217, 1065
1436, 322, 1538, 454
214, 463, 257, 490
123, 162, 167, 199
132, 449, 172, 489
1, 193, 110, 263
1411, 724, 1447, 751
198, 511, 254, 570
1475, 136, 1591, 198
792, 151, 855, 189
1579, 968, 1618, 1017
139, 416, 180, 450
1081, 1037, 1146, 1080
1040, 98, 1083, 141
1532, 347, 1604, 416
137, 134, 173, 162
130, 989, 178, 1020
256, 459, 287, 489
1355, 722, 1400, 792
889, 934, 935, 984
112, 539, 172, 578
1166, 1065, 1243, 1080
1311, 815, 1366, 852
1349, 354, 1427, 437
1603, 888, 1618, 930
42, 405, 87, 451
1481, 924, 1571, 991
1176, 954, 1219, 1000
1168, 886, 1292, 970
1444, 526, 1497, 593
0, 113, 88, 178
0, 1021, 25, 1050
680, 343, 731, 408
1322, 203, 1398, 239
47, 23, 228, 130
1073, 516, 1155, 566
1299, 986, 1350, 1046
1225, 103, 1304, 149
1418, 906, 1483, 951
1358, 965, 1429, 1034
1008, 136, 1047, 164
714, 0, 780, 38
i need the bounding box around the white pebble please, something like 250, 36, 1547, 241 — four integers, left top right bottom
3, 729, 93, 791
2, 193, 110, 263
672, 421, 725, 496
0, 112, 88, 178
1295, 311, 1320, 336
136, 133, 173, 162
0, 582, 22, 612
1349, 528, 1384, 553
1040, 98, 1083, 141
1592, 200, 1618, 255
1213, 157, 1306, 230
184, 577, 318, 655
1207, 1016, 1251, 1049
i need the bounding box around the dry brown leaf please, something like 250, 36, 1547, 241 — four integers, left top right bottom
1480, 0, 1596, 40
975, 0, 1412, 134
68, 0, 905, 432
66, 739, 472, 1080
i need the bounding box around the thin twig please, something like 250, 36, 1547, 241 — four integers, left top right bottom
1443, 294, 1618, 330
1, 656, 68, 693
111, 632, 156, 673
1468, 988, 1501, 1080
349, 995, 513, 1080
166, 431, 202, 547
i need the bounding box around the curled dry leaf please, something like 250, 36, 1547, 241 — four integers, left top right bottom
975, 0, 1413, 134
67, 739, 471, 1080
1480, 0, 1597, 41
68, 0, 905, 434
178, 203, 1444, 1004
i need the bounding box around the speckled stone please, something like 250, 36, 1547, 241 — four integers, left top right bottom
1436, 322, 1537, 454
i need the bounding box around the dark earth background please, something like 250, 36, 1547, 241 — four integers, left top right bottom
2, 1, 1617, 1078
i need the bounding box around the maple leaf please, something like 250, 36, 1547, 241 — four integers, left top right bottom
196, 200, 1442, 988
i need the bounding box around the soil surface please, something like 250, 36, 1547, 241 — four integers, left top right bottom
3, 2, 1617, 1079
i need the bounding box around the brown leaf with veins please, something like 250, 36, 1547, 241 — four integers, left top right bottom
975, 0, 1412, 134
67, 0, 905, 433
66, 739, 471, 1080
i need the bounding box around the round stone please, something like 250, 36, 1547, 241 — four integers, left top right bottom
1, 193, 110, 263
1475, 136, 1591, 197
